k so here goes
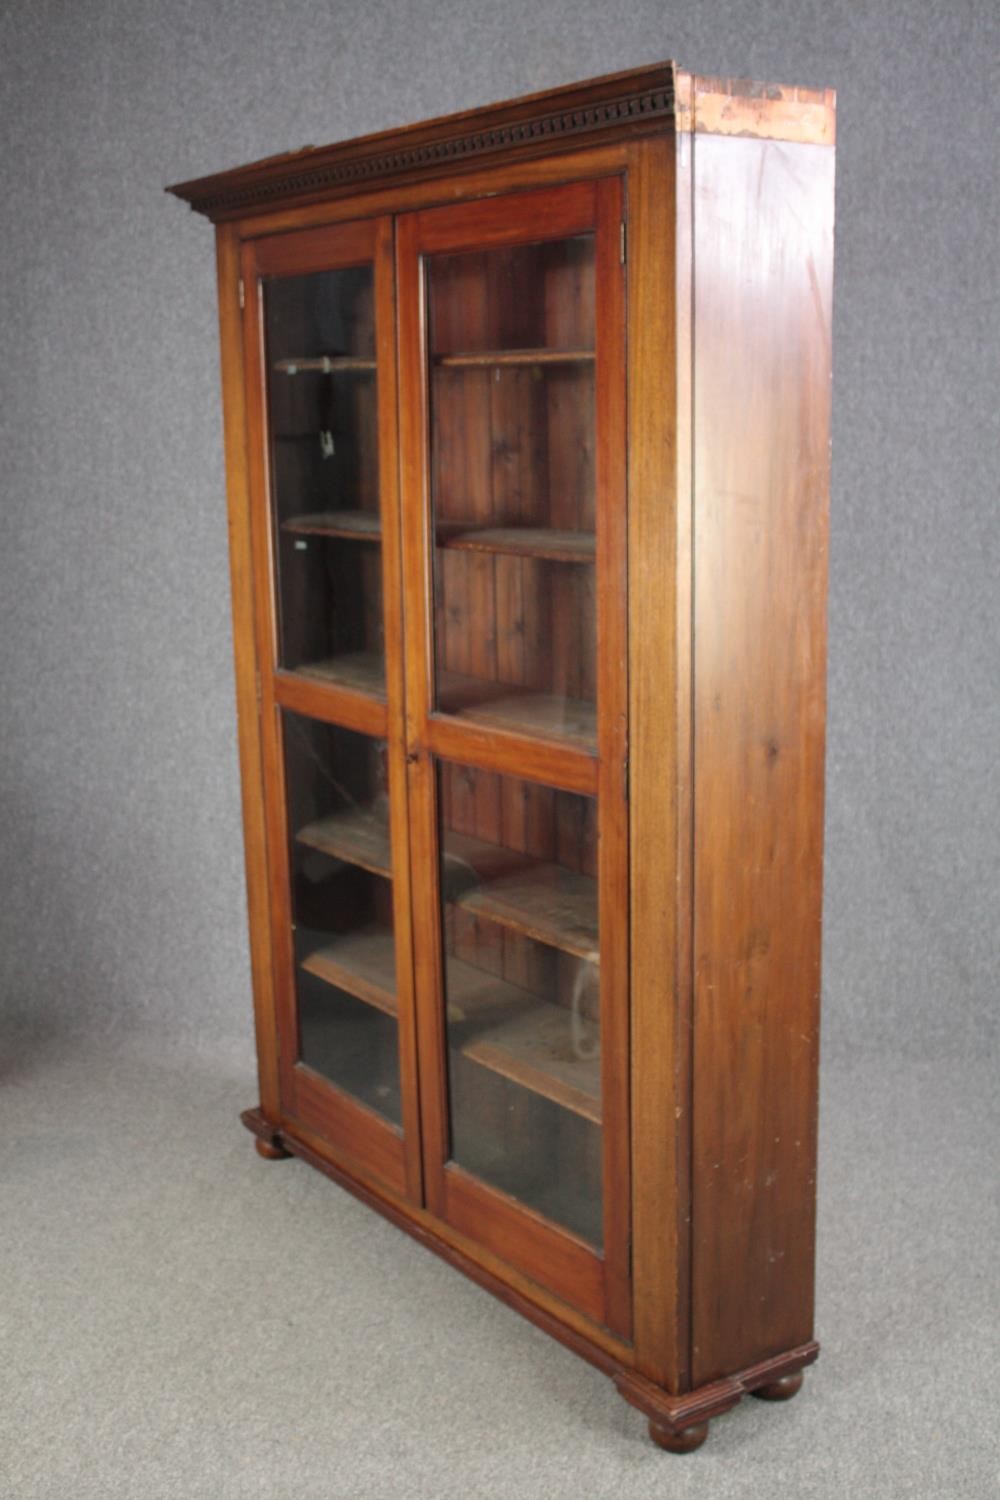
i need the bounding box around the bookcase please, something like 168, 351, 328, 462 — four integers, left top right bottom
169, 61, 836, 1452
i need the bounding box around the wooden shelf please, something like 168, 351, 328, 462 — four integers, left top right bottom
302, 926, 397, 1016
300, 923, 600, 1123
282, 511, 381, 541
449, 852, 599, 954
434, 348, 594, 369
437, 672, 596, 751
281, 516, 590, 559
298, 921, 600, 1111
447, 826, 595, 963
295, 650, 386, 697
280, 517, 592, 559
453, 979, 601, 1124
274, 355, 376, 373
300, 929, 529, 1027
296, 806, 391, 878
437, 526, 595, 564
294, 807, 595, 962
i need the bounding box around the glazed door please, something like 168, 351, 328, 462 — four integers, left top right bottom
240, 218, 421, 1202
397, 178, 631, 1334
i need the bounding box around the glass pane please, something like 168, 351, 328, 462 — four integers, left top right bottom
426, 237, 596, 749
283, 712, 400, 1125
264, 267, 384, 695
437, 758, 602, 1245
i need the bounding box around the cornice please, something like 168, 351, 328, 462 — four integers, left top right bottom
167, 62, 677, 222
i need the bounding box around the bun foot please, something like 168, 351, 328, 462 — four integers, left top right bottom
750, 1370, 804, 1402
648, 1419, 709, 1453
255, 1136, 291, 1160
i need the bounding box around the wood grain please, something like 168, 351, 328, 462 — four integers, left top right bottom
689, 134, 833, 1385
294, 649, 386, 696
291, 1061, 408, 1196
454, 860, 596, 959
192, 69, 836, 1444
240, 1102, 818, 1448
273, 355, 376, 373
615, 1336, 818, 1441
168, 63, 674, 221
394, 206, 451, 1218
241, 1103, 633, 1364
371, 211, 425, 1201
238, 229, 298, 1148
280, 514, 597, 562
683, 73, 836, 145
302, 926, 397, 1014
412, 178, 597, 257
214, 224, 281, 1119
281, 510, 382, 539
623, 135, 693, 1391
461, 1002, 601, 1122
171, 64, 834, 226
239, 214, 425, 1202
232, 143, 633, 243
250, 218, 378, 276
424, 717, 597, 796
443, 1164, 605, 1325
434, 348, 594, 368
296, 805, 391, 877
592, 174, 631, 1339
396, 175, 630, 1330
435, 675, 596, 752
439, 526, 595, 563
272, 669, 388, 738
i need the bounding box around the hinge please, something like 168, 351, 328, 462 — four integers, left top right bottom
623, 756, 630, 802
238, 277, 245, 311
620, 220, 627, 265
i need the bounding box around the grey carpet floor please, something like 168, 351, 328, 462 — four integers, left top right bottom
1, 1030, 997, 1499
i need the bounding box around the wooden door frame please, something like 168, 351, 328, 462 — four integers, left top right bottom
235, 213, 423, 1203
394, 173, 632, 1336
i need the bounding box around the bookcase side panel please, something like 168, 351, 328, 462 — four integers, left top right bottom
689, 134, 835, 1385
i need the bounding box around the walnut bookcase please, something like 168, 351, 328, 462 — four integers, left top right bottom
169, 61, 835, 1453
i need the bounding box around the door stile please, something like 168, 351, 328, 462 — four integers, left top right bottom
238, 233, 297, 1117
593, 175, 632, 1339
214, 222, 281, 1122
395, 210, 451, 1218
375, 213, 424, 1204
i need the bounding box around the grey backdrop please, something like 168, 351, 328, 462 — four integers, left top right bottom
2, 0, 997, 1062
1, 5, 998, 1497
